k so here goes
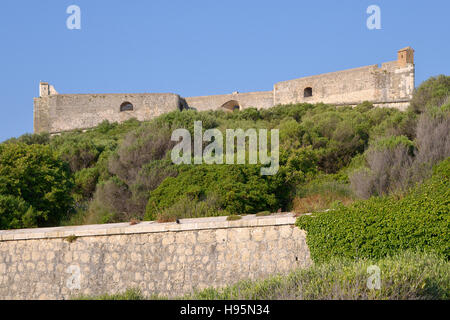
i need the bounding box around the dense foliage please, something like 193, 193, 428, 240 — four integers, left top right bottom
146, 164, 281, 220
409, 75, 450, 114
297, 158, 450, 262
0, 143, 73, 228
0, 75, 449, 229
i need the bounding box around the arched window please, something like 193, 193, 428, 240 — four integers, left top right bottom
220, 100, 240, 112
304, 87, 313, 98
120, 101, 133, 112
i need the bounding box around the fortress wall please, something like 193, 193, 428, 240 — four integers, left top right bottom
372, 102, 410, 111
375, 61, 415, 102
185, 91, 274, 111
33, 97, 50, 134
34, 49, 415, 133
273, 62, 414, 107
34, 93, 182, 134
0, 214, 311, 300
273, 65, 380, 105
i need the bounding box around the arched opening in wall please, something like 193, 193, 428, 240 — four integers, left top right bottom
178, 98, 188, 111
120, 102, 134, 112
304, 87, 313, 98
220, 100, 240, 112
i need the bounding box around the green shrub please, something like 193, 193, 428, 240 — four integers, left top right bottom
156, 194, 225, 222
54, 138, 101, 172
0, 143, 74, 227
64, 234, 78, 243
87, 177, 134, 223
3, 132, 50, 145
0, 195, 39, 229
74, 167, 99, 200
370, 135, 415, 154
145, 164, 280, 220
297, 158, 450, 263
226, 214, 242, 221
350, 111, 449, 198
410, 75, 450, 114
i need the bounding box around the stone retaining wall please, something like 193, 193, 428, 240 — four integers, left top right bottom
0, 214, 311, 300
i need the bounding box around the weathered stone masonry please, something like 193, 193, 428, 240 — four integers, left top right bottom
34, 47, 415, 134
0, 214, 311, 300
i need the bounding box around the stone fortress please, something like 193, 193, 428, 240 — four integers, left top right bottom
34, 47, 415, 134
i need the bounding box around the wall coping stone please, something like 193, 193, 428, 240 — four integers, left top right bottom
0, 213, 298, 242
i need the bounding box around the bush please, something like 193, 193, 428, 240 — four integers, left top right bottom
87, 177, 135, 223
86, 123, 176, 221
293, 194, 353, 215
54, 138, 101, 172
0, 143, 74, 227
156, 194, 226, 222
350, 111, 450, 198
0, 195, 39, 229
297, 158, 450, 263
130, 160, 178, 214
294, 174, 354, 214
350, 136, 414, 198
145, 164, 280, 220
414, 111, 450, 168
108, 123, 174, 185
226, 214, 242, 221
3, 132, 50, 145
73, 167, 99, 200
409, 75, 450, 114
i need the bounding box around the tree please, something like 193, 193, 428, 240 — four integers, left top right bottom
0, 143, 74, 228
409, 75, 450, 114
0, 195, 39, 229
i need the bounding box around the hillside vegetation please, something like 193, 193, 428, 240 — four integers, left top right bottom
297, 158, 450, 262
0, 75, 449, 229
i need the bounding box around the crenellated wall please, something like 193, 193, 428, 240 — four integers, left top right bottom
0, 214, 311, 300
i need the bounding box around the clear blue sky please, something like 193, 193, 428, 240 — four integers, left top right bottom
0, 0, 449, 142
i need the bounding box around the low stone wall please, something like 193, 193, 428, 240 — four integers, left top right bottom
0, 214, 311, 300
